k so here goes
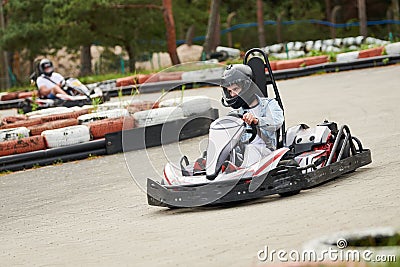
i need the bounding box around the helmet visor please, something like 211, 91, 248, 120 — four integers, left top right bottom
221, 79, 252, 103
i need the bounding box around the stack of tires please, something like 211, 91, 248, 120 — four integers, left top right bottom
0, 100, 153, 157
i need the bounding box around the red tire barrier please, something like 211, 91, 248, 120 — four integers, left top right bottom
275, 59, 306, 70
116, 76, 136, 87
28, 118, 78, 136
71, 109, 91, 118
17, 91, 38, 99
1, 115, 28, 125
158, 72, 183, 82
0, 118, 43, 130
136, 74, 151, 84
0, 92, 18, 101
40, 112, 76, 123
0, 136, 46, 157
127, 101, 159, 114
146, 74, 161, 83
88, 116, 135, 139
265, 61, 277, 72
304, 55, 329, 66
358, 46, 384, 58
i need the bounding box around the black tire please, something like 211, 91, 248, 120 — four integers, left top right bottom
279, 190, 301, 197
277, 159, 301, 197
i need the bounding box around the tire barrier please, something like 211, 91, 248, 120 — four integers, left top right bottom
28, 118, 78, 136
116, 76, 136, 87
0, 118, 43, 130
358, 46, 384, 58
304, 55, 329, 66
0, 135, 46, 157
26, 107, 72, 118
0, 108, 219, 172
1, 114, 27, 125
78, 108, 130, 124
276, 58, 305, 70
385, 42, 400, 56
336, 51, 360, 63
42, 125, 91, 148
88, 116, 135, 139
133, 106, 185, 127
157, 72, 183, 82
17, 91, 38, 99
181, 67, 224, 82
0, 92, 18, 101
0, 127, 30, 142
159, 96, 211, 117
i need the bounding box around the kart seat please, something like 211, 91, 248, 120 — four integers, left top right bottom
244, 48, 286, 149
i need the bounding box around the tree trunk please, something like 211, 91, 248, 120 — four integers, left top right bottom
162, 0, 180, 65
203, 0, 221, 56
226, 12, 236, 47
79, 45, 92, 76
125, 44, 136, 73
212, 11, 220, 50
393, 0, 399, 34
185, 25, 195, 46
257, 0, 266, 47
358, 0, 368, 37
330, 5, 341, 39
325, 0, 331, 20
276, 11, 284, 43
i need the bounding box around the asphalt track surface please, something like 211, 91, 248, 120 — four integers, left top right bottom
1, 65, 400, 266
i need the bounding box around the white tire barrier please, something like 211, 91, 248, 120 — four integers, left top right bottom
160, 96, 211, 117
27, 107, 72, 118
96, 101, 130, 112
385, 42, 400, 56
181, 67, 224, 82
216, 46, 241, 58
336, 51, 360, 63
78, 108, 130, 124
0, 127, 30, 142
42, 125, 90, 148
134, 107, 184, 127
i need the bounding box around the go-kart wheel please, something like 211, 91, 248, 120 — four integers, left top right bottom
279, 190, 300, 197
227, 112, 258, 144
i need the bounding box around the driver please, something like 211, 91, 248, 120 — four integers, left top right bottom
36, 58, 69, 99
221, 64, 284, 166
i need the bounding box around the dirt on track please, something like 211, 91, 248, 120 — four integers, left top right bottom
1, 65, 400, 266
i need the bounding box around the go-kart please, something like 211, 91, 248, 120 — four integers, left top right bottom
18, 77, 109, 113
147, 48, 372, 208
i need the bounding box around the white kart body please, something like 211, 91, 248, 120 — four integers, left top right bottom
161, 115, 290, 186
161, 116, 336, 186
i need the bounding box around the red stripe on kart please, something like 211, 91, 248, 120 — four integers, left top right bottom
254, 149, 287, 176
163, 169, 172, 185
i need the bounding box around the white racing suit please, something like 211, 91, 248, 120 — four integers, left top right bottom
234, 95, 284, 167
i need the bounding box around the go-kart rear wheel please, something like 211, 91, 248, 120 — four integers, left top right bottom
277, 159, 301, 197
279, 190, 301, 197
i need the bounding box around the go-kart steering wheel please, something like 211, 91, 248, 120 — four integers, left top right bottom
228, 112, 258, 144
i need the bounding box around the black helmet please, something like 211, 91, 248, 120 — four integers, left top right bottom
221, 64, 258, 109
39, 58, 54, 76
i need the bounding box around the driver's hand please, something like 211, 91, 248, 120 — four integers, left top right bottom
243, 113, 259, 125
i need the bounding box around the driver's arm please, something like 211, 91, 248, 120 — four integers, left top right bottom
256, 99, 284, 131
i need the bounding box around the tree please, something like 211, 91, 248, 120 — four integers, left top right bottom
257, 0, 266, 47
162, 0, 180, 65
203, 0, 221, 56
358, 0, 368, 37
